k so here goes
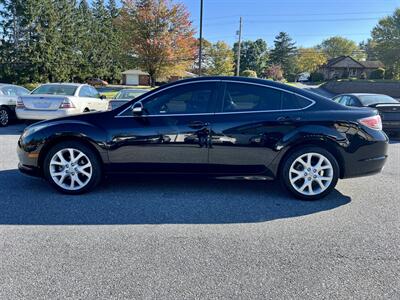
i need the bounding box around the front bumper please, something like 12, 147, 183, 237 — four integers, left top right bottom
18, 163, 41, 177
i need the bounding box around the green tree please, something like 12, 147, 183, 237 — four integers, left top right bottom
208, 41, 234, 76
118, 0, 197, 86
359, 39, 379, 61
233, 39, 268, 76
319, 36, 361, 59
270, 32, 297, 77
372, 9, 400, 79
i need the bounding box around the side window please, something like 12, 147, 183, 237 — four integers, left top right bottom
15, 87, 29, 96
333, 96, 341, 103
79, 86, 92, 97
281, 92, 312, 109
90, 87, 100, 98
340, 96, 351, 106
347, 97, 359, 107
223, 83, 281, 112
143, 83, 216, 115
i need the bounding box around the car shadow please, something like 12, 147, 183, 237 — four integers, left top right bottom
0, 123, 26, 135
0, 169, 351, 225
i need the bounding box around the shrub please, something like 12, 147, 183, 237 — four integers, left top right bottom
369, 68, 385, 79
286, 73, 297, 82
263, 65, 284, 81
241, 70, 257, 78
310, 72, 324, 82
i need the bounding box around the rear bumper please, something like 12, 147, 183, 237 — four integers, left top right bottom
341, 135, 389, 178
383, 121, 400, 133
16, 108, 80, 120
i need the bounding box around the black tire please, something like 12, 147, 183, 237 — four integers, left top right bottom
0, 106, 10, 127
280, 146, 340, 201
43, 141, 102, 195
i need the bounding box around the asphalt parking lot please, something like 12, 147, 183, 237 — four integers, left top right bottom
0, 124, 399, 299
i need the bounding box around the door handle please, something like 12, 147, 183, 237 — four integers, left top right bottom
188, 121, 209, 129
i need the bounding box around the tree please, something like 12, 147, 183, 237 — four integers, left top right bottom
270, 32, 297, 77
208, 41, 234, 76
371, 9, 400, 79
118, 0, 197, 86
295, 48, 327, 73
359, 39, 379, 61
233, 39, 268, 76
319, 36, 361, 59
192, 38, 213, 75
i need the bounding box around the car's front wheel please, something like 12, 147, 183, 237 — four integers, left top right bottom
281, 147, 339, 200
0, 107, 10, 127
43, 141, 102, 194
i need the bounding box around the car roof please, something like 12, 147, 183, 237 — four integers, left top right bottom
337, 93, 390, 97
118, 89, 149, 92
39, 83, 84, 87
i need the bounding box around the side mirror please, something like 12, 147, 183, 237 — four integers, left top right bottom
99, 95, 107, 100
132, 102, 143, 116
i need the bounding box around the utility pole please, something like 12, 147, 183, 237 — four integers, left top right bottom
198, 0, 204, 76
236, 17, 242, 76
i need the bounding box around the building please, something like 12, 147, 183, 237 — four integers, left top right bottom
121, 69, 197, 86
320, 56, 384, 80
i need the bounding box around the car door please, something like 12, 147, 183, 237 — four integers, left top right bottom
77, 86, 95, 111
208, 81, 312, 175
107, 81, 219, 173
89, 86, 107, 110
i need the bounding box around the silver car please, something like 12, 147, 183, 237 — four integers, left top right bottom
16, 83, 108, 121
107, 89, 150, 110
0, 84, 30, 126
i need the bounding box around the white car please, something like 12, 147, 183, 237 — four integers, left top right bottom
0, 84, 30, 126
16, 83, 108, 121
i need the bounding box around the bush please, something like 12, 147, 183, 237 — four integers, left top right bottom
286, 73, 296, 82
241, 70, 257, 78
263, 65, 284, 81
310, 72, 324, 82
369, 68, 385, 79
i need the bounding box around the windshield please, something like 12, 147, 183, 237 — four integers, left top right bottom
32, 84, 77, 96
359, 95, 398, 106
116, 90, 146, 99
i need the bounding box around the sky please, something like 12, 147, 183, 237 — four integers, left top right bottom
96, 0, 400, 47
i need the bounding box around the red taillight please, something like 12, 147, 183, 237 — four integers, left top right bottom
16, 97, 25, 109
358, 115, 382, 130
59, 98, 75, 109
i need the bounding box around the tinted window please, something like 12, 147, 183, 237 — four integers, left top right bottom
281, 92, 311, 109
347, 97, 360, 107
358, 95, 398, 106
32, 85, 77, 96
116, 90, 146, 99
223, 83, 281, 112
143, 83, 216, 115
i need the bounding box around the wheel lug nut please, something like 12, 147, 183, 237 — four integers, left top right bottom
308, 177, 311, 181
313, 175, 317, 178
307, 168, 311, 171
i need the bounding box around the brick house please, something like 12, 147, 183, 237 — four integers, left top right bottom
319, 56, 384, 80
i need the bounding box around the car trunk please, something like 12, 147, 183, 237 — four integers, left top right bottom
373, 104, 400, 121
20, 95, 67, 110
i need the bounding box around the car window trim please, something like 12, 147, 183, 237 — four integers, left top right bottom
115, 79, 315, 118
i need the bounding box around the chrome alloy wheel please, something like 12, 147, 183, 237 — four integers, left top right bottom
49, 148, 92, 191
0, 109, 9, 126
289, 152, 334, 196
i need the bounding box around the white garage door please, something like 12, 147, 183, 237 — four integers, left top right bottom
126, 74, 139, 85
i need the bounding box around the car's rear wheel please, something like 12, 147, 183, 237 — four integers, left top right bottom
281, 147, 339, 200
0, 107, 10, 127
43, 141, 102, 194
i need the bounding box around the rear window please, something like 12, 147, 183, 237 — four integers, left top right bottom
358, 95, 398, 106
32, 85, 77, 96
281, 92, 312, 109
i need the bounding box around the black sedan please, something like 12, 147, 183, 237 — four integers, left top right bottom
17, 77, 388, 200
332, 93, 400, 136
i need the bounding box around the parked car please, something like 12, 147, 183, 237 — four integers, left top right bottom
108, 89, 150, 110
0, 84, 30, 126
16, 83, 108, 121
297, 72, 310, 82
17, 77, 388, 200
86, 78, 108, 86
332, 93, 400, 136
